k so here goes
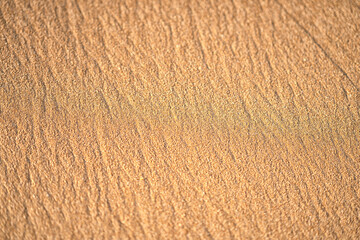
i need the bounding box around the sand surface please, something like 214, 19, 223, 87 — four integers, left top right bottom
1, 0, 360, 239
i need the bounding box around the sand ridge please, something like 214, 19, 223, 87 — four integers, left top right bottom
0, 0, 359, 239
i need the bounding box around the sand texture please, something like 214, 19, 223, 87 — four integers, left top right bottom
1, 0, 360, 239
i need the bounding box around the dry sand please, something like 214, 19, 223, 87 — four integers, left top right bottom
1, 0, 360, 239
